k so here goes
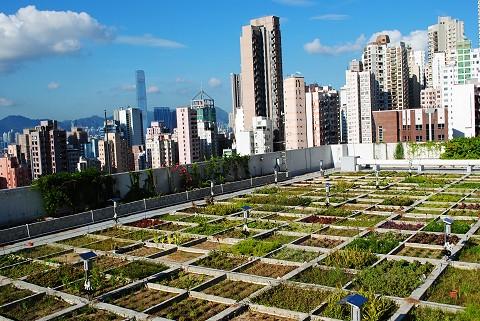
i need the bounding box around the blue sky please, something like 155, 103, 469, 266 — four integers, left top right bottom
0, 0, 477, 120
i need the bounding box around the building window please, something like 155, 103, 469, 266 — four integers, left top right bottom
437, 123, 445, 129
438, 134, 445, 141
415, 136, 423, 142
378, 126, 384, 142
415, 125, 423, 131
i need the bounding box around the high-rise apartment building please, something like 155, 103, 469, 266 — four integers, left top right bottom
408, 48, 424, 108
449, 83, 480, 139
386, 42, 410, 109
252, 116, 273, 155
98, 125, 130, 174
427, 16, 465, 87
136, 70, 148, 134
29, 120, 67, 180
305, 85, 341, 147
230, 73, 242, 132
191, 90, 218, 159
362, 35, 388, 109
421, 88, 441, 109
284, 75, 307, 150
153, 107, 176, 132
339, 86, 348, 143
345, 60, 376, 144
114, 107, 145, 147
146, 122, 178, 168
176, 107, 200, 165
240, 16, 285, 151
0, 155, 30, 189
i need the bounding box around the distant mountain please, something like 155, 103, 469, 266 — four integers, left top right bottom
0, 108, 229, 135
0, 115, 106, 134
0, 115, 40, 134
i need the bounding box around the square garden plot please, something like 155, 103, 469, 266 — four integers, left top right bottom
108, 286, 177, 311
216, 228, 257, 239
268, 247, 320, 263
298, 236, 343, 249
346, 232, 407, 254
193, 251, 249, 270
259, 233, 299, 244
14, 244, 64, 259
395, 246, 444, 259
127, 218, 164, 228
0, 284, 34, 306
0, 261, 52, 279
93, 226, 130, 238
407, 306, 475, 320
152, 296, 229, 321
157, 270, 212, 290
251, 284, 330, 313
425, 267, 480, 307
333, 214, 386, 228
156, 233, 196, 246
353, 259, 434, 297
189, 240, 228, 251
322, 248, 378, 270
121, 229, 162, 241
58, 234, 99, 247
24, 264, 84, 288
155, 222, 188, 232
53, 306, 123, 321
202, 279, 264, 301
109, 260, 168, 280
291, 266, 354, 287
159, 250, 203, 263
267, 214, 299, 221
83, 238, 135, 251
184, 221, 237, 235
0, 294, 70, 321
318, 226, 361, 237
457, 238, 480, 263
239, 261, 297, 278
0, 255, 26, 269
380, 221, 425, 231
423, 220, 473, 234
300, 215, 337, 224
61, 272, 129, 298
278, 222, 323, 233
230, 310, 296, 321
246, 220, 283, 230
408, 232, 460, 246
124, 246, 163, 257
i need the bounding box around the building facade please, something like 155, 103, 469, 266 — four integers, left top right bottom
421, 88, 441, 109
240, 16, 285, 151
449, 83, 480, 138
114, 107, 145, 147
284, 75, 307, 150
191, 90, 218, 159
146, 122, 178, 168
372, 108, 448, 143
176, 107, 200, 165
136, 70, 148, 134
0, 155, 30, 189
153, 107, 176, 133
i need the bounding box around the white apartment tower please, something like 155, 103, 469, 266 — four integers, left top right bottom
345, 60, 376, 144
386, 42, 410, 109
145, 122, 178, 168
176, 107, 200, 165
283, 74, 307, 150
362, 35, 388, 109
427, 16, 465, 87
240, 16, 285, 151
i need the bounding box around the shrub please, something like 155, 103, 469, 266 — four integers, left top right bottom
394, 142, 405, 159
441, 137, 480, 159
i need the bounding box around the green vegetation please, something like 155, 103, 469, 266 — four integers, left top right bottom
159, 271, 211, 290
193, 251, 248, 270
110, 261, 168, 280
441, 137, 480, 159
269, 248, 319, 263
381, 196, 414, 207
354, 260, 434, 297
245, 194, 312, 207
428, 193, 463, 203
228, 239, 281, 257
394, 142, 405, 159
323, 248, 378, 269
292, 267, 353, 287
32, 168, 114, 216
458, 239, 480, 263
347, 232, 405, 254
408, 305, 480, 321
423, 220, 472, 234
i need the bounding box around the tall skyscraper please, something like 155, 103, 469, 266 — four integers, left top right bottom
283, 74, 307, 150
113, 107, 145, 147
136, 70, 148, 134
239, 16, 285, 151
362, 35, 389, 109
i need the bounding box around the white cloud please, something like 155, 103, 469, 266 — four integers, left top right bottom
147, 85, 160, 94
208, 77, 222, 88
116, 34, 185, 48
369, 29, 428, 51
0, 98, 14, 107
310, 14, 349, 21
119, 84, 136, 92
47, 82, 60, 90
273, 0, 314, 6
304, 35, 366, 55
0, 5, 112, 71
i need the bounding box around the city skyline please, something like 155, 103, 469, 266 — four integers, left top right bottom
0, 0, 478, 120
